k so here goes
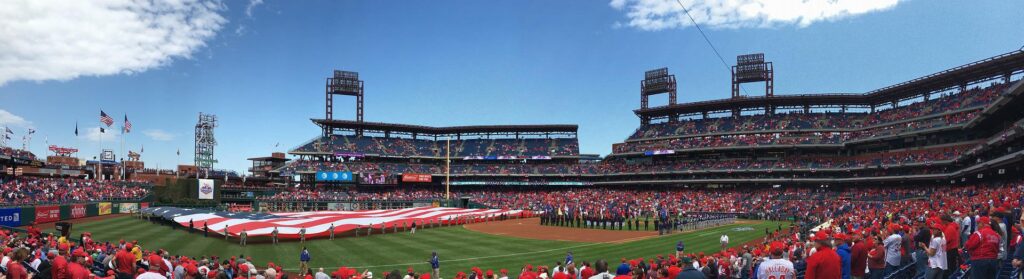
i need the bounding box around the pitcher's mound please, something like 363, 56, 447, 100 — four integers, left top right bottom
465, 218, 658, 243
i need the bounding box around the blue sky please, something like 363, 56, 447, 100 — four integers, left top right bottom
0, 0, 1022, 174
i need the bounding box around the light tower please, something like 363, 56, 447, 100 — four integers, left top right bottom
640, 67, 677, 125
731, 53, 774, 116
194, 112, 218, 172
325, 70, 364, 136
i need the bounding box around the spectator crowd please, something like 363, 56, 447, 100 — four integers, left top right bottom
0, 177, 151, 206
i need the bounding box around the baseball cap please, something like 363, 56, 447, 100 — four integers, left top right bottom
833, 233, 848, 241
769, 242, 786, 254
812, 230, 830, 241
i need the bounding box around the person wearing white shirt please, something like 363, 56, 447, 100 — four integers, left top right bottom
720, 234, 730, 250
315, 268, 331, 279
923, 225, 947, 279
137, 263, 169, 279
757, 243, 795, 279
587, 260, 612, 279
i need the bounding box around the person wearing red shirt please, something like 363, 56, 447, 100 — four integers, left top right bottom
867, 235, 886, 278
849, 232, 871, 279
964, 216, 1001, 279
115, 243, 137, 276
579, 262, 595, 279
7, 248, 30, 279
805, 230, 842, 279
666, 262, 682, 279
68, 249, 93, 279
940, 215, 960, 278
52, 243, 70, 279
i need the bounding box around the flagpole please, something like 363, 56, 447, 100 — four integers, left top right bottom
99, 125, 103, 181
121, 119, 126, 181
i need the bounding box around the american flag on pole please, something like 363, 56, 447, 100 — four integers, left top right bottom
100, 111, 114, 127
142, 206, 529, 239
123, 115, 132, 133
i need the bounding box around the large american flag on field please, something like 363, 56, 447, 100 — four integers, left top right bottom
142, 206, 529, 239
100, 111, 114, 127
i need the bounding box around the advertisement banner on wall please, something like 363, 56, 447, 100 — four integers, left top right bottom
198, 179, 215, 200
119, 203, 138, 213
98, 202, 112, 215
70, 204, 87, 219
315, 171, 354, 182
0, 208, 21, 227
36, 205, 61, 223
401, 174, 432, 183
140, 203, 149, 209
359, 173, 394, 184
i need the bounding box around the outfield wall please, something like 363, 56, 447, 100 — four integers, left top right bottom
0, 202, 150, 227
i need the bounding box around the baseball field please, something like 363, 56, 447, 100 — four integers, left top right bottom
64, 215, 787, 277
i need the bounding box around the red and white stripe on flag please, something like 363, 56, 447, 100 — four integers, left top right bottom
124, 116, 132, 133
100, 111, 114, 127
172, 207, 525, 239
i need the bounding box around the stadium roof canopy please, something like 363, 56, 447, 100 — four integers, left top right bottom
312, 119, 578, 137
246, 156, 290, 162
636, 50, 1024, 118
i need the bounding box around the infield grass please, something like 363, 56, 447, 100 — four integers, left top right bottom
66, 216, 785, 277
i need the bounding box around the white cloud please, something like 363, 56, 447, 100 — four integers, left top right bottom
0, 109, 32, 128
84, 127, 119, 142
610, 0, 903, 30
0, 0, 228, 86
143, 129, 175, 141
245, 0, 264, 17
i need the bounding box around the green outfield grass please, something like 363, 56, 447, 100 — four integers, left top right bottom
67, 217, 785, 277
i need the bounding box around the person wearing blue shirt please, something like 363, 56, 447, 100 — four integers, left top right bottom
565, 251, 574, 266
836, 235, 852, 279
221, 260, 234, 279
300, 247, 311, 276
676, 241, 685, 258
430, 251, 440, 279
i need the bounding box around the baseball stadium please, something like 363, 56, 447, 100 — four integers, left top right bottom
1, 2, 1024, 279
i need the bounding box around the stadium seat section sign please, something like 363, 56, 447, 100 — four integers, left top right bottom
315, 171, 354, 182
